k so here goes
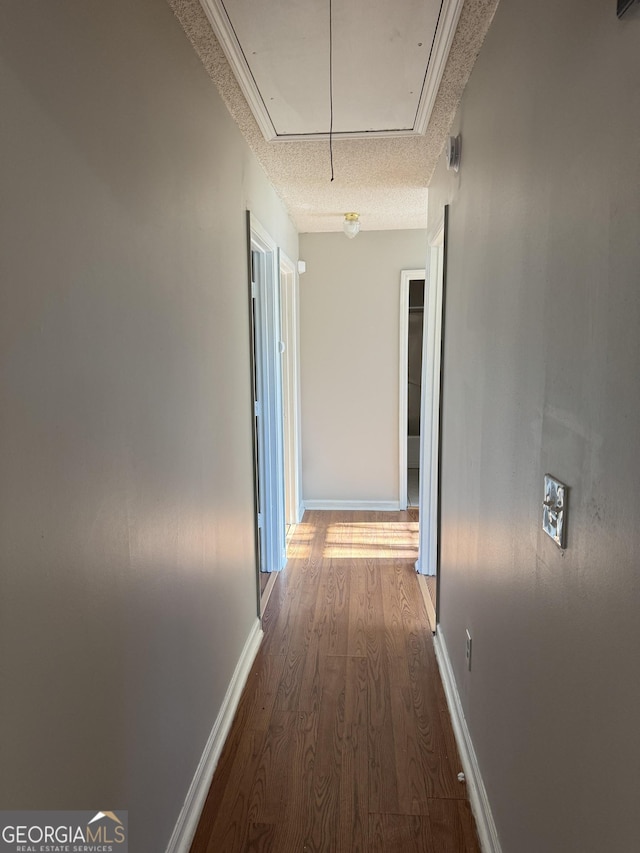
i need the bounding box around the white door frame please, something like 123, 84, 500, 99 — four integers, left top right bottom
250, 214, 287, 574
279, 251, 303, 525
416, 219, 445, 576
399, 269, 426, 510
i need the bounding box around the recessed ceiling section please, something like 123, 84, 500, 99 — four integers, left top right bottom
199, 0, 462, 141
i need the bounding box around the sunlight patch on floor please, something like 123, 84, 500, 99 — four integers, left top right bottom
287, 520, 419, 560
286, 522, 316, 559
324, 522, 418, 558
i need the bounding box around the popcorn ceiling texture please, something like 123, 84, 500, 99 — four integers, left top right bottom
168, 0, 499, 233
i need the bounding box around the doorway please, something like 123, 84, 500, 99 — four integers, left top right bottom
416, 212, 447, 626
248, 215, 287, 615
399, 269, 426, 510
408, 278, 425, 507
279, 252, 303, 527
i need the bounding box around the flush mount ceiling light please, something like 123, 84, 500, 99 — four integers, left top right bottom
343, 212, 360, 239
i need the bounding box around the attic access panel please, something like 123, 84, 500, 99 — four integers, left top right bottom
201, 0, 461, 140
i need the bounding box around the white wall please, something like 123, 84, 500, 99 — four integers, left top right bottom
0, 2, 296, 851
428, 1, 640, 851
299, 230, 427, 507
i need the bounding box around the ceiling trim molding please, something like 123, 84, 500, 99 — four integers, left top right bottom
265, 128, 420, 143
198, 0, 278, 140
414, 0, 466, 134
199, 0, 466, 143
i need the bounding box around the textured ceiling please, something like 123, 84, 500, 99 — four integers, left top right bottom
168, 0, 499, 233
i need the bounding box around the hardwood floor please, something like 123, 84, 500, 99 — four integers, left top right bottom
190, 510, 479, 853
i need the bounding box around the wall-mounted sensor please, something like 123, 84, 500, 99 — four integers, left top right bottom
542, 474, 568, 548
446, 134, 462, 172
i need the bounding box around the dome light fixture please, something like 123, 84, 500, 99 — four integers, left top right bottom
343, 212, 360, 239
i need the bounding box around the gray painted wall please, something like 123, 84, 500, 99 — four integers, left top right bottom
0, 2, 296, 851
299, 230, 427, 505
428, 1, 640, 850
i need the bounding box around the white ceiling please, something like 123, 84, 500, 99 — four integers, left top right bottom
169, 0, 500, 232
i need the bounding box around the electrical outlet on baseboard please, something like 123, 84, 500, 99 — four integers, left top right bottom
465, 629, 472, 670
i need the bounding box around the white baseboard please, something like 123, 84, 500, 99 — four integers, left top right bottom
165, 618, 263, 853
433, 629, 502, 853
303, 499, 402, 511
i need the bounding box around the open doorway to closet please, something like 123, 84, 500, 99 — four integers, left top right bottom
399, 269, 426, 510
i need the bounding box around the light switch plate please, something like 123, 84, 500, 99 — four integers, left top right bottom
542, 474, 567, 548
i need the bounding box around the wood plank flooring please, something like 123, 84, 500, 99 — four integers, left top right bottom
190, 510, 479, 853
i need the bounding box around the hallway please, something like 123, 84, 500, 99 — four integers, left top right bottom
190, 510, 479, 852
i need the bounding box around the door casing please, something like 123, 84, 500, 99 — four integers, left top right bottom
416, 218, 445, 580
249, 214, 287, 579
279, 251, 303, 525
